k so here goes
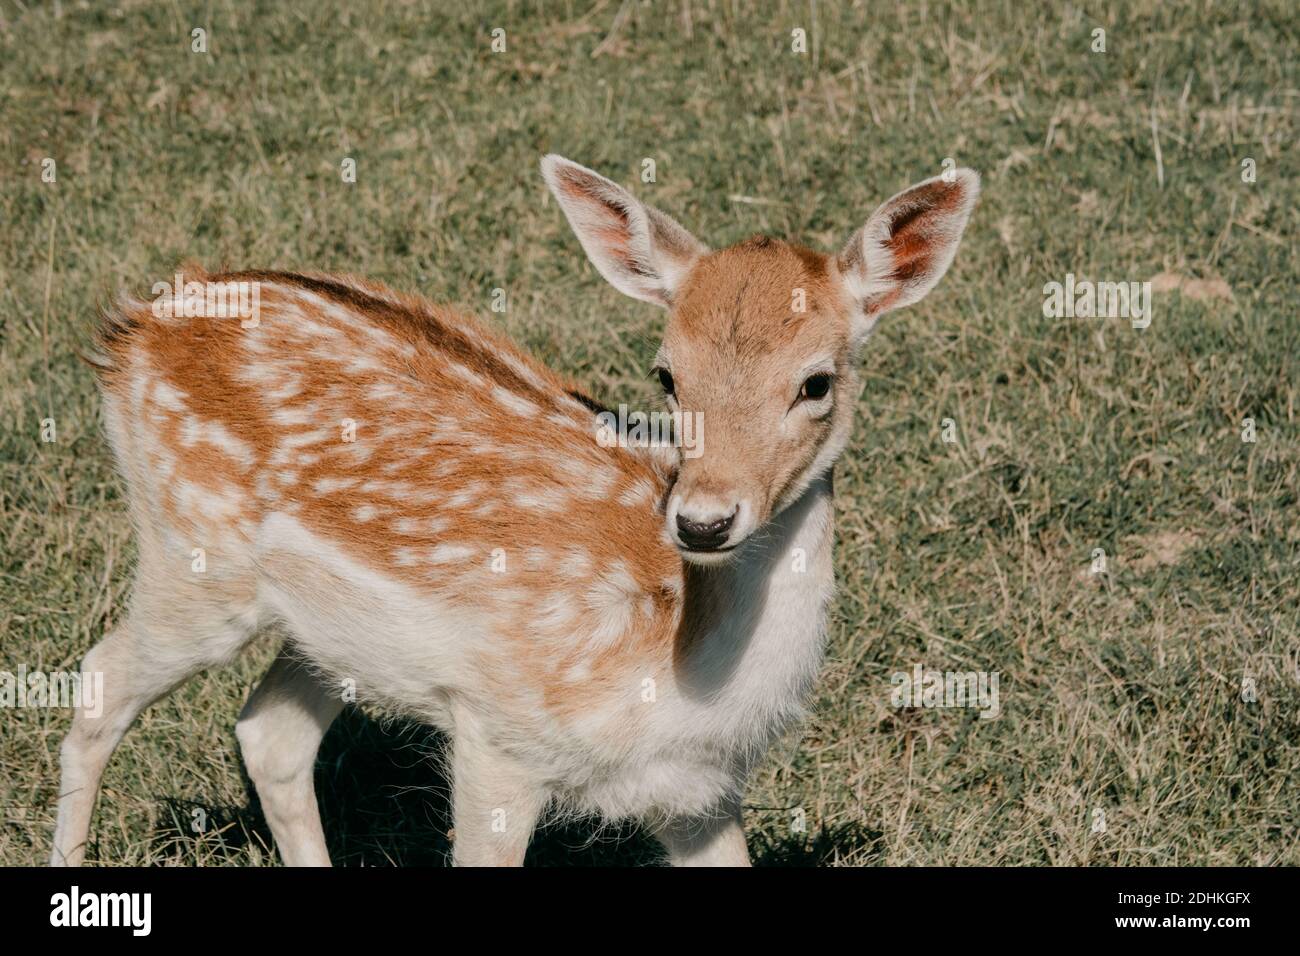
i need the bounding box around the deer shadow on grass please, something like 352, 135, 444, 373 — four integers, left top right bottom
154, 707, 881, 866
748, 821, 887, 867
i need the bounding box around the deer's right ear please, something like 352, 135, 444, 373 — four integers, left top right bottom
542, 155, 706, 308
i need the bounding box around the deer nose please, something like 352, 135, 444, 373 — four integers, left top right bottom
675, 508, 737, 551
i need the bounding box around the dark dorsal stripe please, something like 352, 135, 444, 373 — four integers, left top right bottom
218, 270, 558, 411
566, 389, 613, 418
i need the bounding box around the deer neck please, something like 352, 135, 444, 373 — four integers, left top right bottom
674, 472, 836, 724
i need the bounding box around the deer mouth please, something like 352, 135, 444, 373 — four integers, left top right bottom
676, 541, 742, 567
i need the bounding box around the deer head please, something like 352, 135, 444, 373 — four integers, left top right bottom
543, 155, 979, 565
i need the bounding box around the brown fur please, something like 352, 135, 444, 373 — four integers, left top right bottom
97, 267, 682, 717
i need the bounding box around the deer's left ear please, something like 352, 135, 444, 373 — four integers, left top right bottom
837, 169, 980, 343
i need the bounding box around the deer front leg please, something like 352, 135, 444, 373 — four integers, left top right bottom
654, 799, 751, 867
449, 737, 547, 867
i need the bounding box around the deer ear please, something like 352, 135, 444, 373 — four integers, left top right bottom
542, 155, 706, 308
837, 169, 979, 342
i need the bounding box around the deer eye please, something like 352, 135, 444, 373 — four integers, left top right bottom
799, 373, 833, 401
657, 367, 675, 396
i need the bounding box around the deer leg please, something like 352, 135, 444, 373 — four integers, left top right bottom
654, 799, 752, 867
51, 583, 258, 866
236, 648, 343, 867
449, 736, 547, 867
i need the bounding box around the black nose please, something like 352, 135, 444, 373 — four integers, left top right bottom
676, 510, 736, 551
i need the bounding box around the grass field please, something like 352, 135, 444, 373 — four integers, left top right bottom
1, 0, 1297, 866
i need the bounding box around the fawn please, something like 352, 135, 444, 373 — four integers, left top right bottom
51, 156, 978, 866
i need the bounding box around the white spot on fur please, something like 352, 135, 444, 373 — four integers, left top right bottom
152, 380, 188, 412
500, 352, 549, 391
535, 591, 578, 630
584, 561, 642, 649
367, 381, 403, 402
492, 386, 540, 418
445, 481, 486, 510
280, 426, 334, 449
173, 479, 242, 523
513, 486, 566, 512
313, 476, 358, 494
271, 405, 316, 426
429, 543, 474, 564
569, 463, 617, 500
547, 412, 586, 431
394, 515, 450, 536
268, 381, 303, 402
447, 363, 487, 389
254, 474, 281, 502
564, 661, 593, 683
619, 478, 655, 507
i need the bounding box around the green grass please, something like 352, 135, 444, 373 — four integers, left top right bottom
1, 0, 1297, 866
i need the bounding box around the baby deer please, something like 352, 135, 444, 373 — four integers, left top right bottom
51, 156, 978, 866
